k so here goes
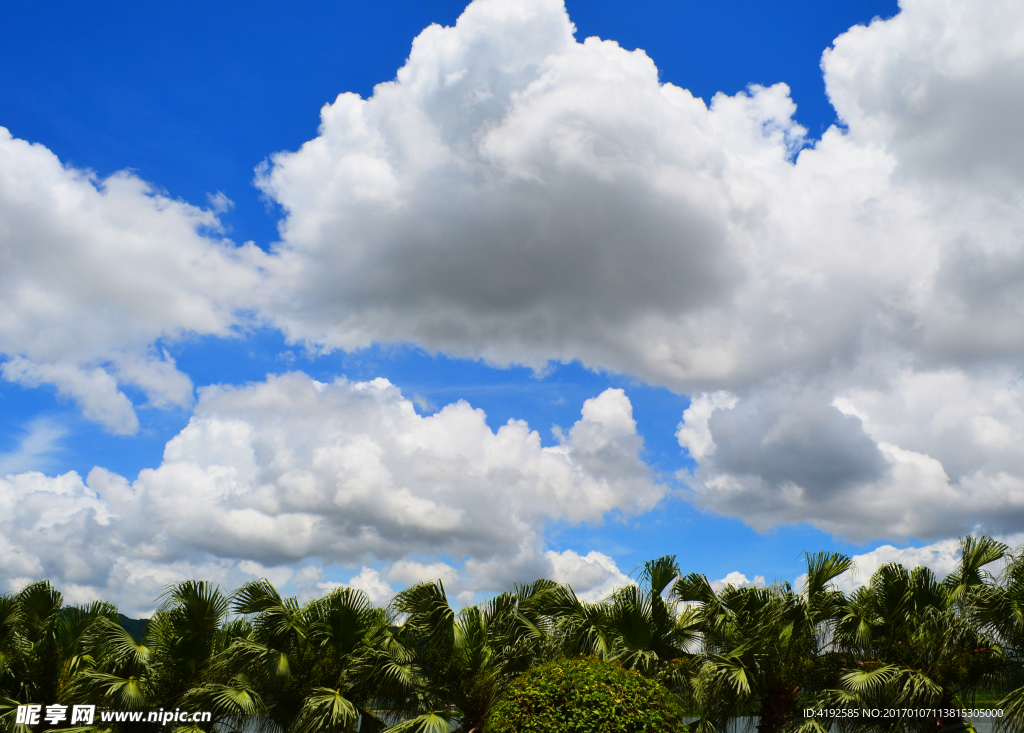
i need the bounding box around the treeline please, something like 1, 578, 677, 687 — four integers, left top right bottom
2, 537, 1024, 732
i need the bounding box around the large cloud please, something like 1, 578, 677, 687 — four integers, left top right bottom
0, 130, 267, 433
248, 0, 1024, 541
7, 0, 1024, 545
680, 371, 1024, 541
675, 0, 1024, 541
255, 0, 771, 381
0, 375, 658, 614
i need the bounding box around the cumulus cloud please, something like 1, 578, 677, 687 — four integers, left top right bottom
344, 567, 398, 606
255, 0, 761, 379
242, 0, 1024, 541
710, 571, 766, 592
6, 0, 1024, 547
238, 560, 294, 589
816, 532, 1024, 595
0, 129, 267, 433
823, 0, 1024, 187
294, 547, 633, 612
0, 375, 656, 614
682, 371, 1024, 541
544, 549, 633, 601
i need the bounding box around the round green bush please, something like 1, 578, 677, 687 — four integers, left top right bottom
485, 657, 687, 733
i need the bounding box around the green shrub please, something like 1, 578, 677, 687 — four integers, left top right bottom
485, 657, 687, 733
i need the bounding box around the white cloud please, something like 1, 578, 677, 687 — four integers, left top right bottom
833, 540, 963, 595
295, 549, 634, 611
117, 376, 661, 565
823, 0, 1024, 188
710, 571, 766, 592
3, 360, 141, 435
374, 548, 633, 606
6, 0, 1024, 545
0, 466, 246, 614
0, 129, 267, 433
681, 371, 1024, 541
676, 392, 738, 461
827, 532, 1024, 595
255, 0, 762, 380
344, 567, 397, 606
0, 375, 657, 613
245, 0, 1024, 541
544, 549, 633, 601
238, 560, 294, 588
388, 560, 460, 588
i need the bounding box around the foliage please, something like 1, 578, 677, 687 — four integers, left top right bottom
484, 657, 687, 733
808, 537, 1007, 733
380, 578, 564, 732
65, 579, 236, 732
670, 551, 852, 733
550, 556, 696, 686
210, 579, 392, 733
0, 581, 117, 731
5, 537, 1024, 733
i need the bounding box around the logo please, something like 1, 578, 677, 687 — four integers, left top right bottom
16, 704, 95, 726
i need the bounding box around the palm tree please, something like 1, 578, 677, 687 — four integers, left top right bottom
548, 554, 699, 692
547, 584, 616, 664
674, 552, 852, 733
964, 537, 1024, 732
378, 578, 566, 733
68, 580, 235, 731
830, 540, 1004, 733
447, 580, 562, 732
210, 579, 399, 733
607, 556, 693, 679
0, 581, 117, 731
0, 594, 23, 729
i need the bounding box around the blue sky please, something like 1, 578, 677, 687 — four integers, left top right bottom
3, 0, 1021, 613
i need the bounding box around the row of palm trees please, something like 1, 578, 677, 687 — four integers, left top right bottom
2, 536, 1024, 733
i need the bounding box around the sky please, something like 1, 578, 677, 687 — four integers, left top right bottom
2, 0, 1023, 614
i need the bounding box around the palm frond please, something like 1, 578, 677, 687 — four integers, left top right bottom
291, 688, 359, 733
384, 711, 457, 733
840, 664, 897, 694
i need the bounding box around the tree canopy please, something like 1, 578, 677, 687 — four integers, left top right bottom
2, 537, 1024, 733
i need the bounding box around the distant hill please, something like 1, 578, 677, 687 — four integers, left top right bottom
118, 613, 149, 642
